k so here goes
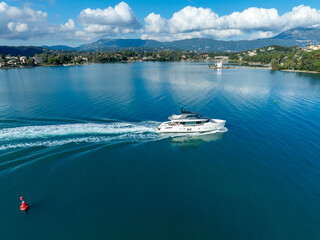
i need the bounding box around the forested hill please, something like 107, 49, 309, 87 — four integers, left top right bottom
0, 46, 47, 56
238, 45, 320, 72
76, 38, 301, 52
76, 27, 320, 52
1, 27, 320, 54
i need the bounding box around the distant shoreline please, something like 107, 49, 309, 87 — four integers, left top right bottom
280, 69, 320, 74
0, 63, 88, 70
208, 65, 271, 70
1, 62, 320, 74
234, 66, 271, 70
210, 66, 320, 72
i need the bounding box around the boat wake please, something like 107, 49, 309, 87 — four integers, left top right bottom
0, 121, 227, 151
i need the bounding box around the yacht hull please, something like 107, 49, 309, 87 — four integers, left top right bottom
158, 119, 226, 133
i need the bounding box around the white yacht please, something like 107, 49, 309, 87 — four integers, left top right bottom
158, 108, 226, 133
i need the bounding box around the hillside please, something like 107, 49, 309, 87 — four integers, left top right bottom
1, 27, 320, 55
76, 38, 301, 52
236, 45, 320, 72
76, 28, 320, 52
0, 46, 47, 56
272, 27, 320, 44
77, 39, 162, 51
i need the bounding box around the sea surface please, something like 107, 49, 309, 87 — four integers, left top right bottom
0, 62, 319, 239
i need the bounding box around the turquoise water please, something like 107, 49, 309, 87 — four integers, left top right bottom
0, 62, 319, 239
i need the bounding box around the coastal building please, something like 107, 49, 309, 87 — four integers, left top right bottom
7, 59, 18, 65
20, 56, 27, 63
306, 45, 320, 51
248, 51, 257, 56
33, 57, 43, 64
216, 61, 223, 68
5, 56, 18, 61
214, 56, 229, 60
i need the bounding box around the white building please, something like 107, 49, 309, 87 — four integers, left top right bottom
20, 56, 28, 63
307, 45, 320, 51
248, 51, 257, 56
33, 57, 43, 64
5, 56, 18, 60
214, 56, 229, 60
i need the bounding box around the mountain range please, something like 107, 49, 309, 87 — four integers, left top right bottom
74, 27, 320, 52
1, 27, 320, 56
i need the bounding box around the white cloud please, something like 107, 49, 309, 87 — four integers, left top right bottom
16, 23, 28, 32
144, 13, 166, 33
248, 31, 274, 40
168, 6, 219, 33
76, 1, 142, 40
60, 19, 75, 31
217, 7, 279, 30
144, 4, 320, 41
0, 1, 320, 44
0, 1, 143, 42
280, 5, 320, 29
0, 1, 66, 40
8, 22, 28, 32
0, 2, 7, 12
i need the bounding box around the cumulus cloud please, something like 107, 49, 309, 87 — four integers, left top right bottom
60, 19, 75, 31
144, 5, 320, 41
247, 31, 275, 40
8, 22, 28, 32
280, 5, 320, 29
169, 6, 219, 33
217, 7, 279, 30
0, 1, 142, 42
144, 13, 166, 33
76, 1, 142, 40
0, 1, 75, 40
1, 1, 320, 43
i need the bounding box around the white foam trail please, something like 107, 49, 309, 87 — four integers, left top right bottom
0, 122, 159, 141
0, 134, 160, 151
0, 122, 227, 151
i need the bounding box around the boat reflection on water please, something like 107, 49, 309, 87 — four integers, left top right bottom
166, 131, 226, 148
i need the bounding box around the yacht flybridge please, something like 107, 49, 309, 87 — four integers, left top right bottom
158, 108, 226, 133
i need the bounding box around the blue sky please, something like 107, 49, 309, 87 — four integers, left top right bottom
1, 0, 320, 46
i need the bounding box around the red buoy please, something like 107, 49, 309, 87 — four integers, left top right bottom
20, 196, 29, 212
